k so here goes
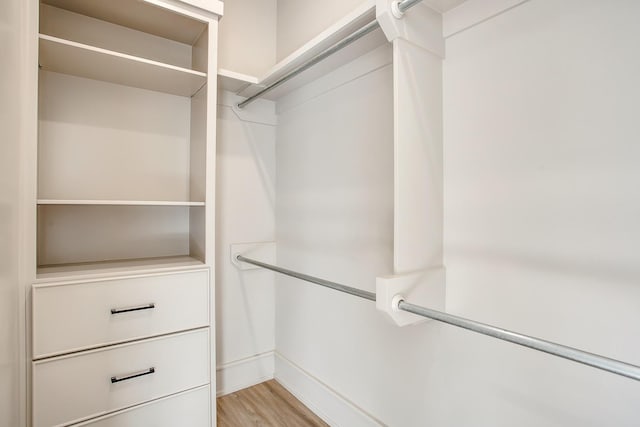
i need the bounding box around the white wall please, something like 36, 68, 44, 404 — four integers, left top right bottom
218, 0, 277, 77
441, 0, 640, 424
273, 1, 640, 426
217, 0, 372, 74
215, 93, 277, 394
0, 0, 23, 425
275, 46, 405, 426
276, 0, 367, 61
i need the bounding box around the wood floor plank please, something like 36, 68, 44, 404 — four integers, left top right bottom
217, 380, 329, 427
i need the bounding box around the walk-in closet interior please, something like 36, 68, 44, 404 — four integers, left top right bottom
1, 0, 639, 426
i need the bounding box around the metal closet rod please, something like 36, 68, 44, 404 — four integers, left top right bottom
236, 255, 376, 301
236, 0, 424, 109
235, 255, 640, 382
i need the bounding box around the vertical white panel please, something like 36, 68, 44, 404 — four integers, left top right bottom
189, 34, 208, 261
0, 0, 22, 424
203, 17, 219, 425
393, 38, 443, 273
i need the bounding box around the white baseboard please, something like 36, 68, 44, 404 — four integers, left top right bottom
274, 352, 384, 427
216, 351, 274, 396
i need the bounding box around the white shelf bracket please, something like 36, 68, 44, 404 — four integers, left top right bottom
230, 242, 276, 270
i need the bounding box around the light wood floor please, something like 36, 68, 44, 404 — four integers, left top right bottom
217, 380, 329, 427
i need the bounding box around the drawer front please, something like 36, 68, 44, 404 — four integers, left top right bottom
73, 385, 210, 426
33, 329, 210, 427
33, 269, 209, 358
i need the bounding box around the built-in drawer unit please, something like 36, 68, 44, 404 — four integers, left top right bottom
32, 269, 209, 359
72, 385, 211, 427
32, 328, 210, 427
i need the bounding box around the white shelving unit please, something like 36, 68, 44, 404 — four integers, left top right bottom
35, 0, 219, 277
28, 1, 222, 425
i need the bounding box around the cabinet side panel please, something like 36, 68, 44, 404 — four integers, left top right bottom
0, 0, 25, 425
189, 35, 207, 261
189, 78, 207, 204
203, 17, 219, 427
191, 26, 208, 74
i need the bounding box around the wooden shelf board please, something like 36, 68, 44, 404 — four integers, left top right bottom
37, 199, 205, 207
40, 0, 218, 45
39, 34, 207, 97
36, 255, 206, 282
236, 1, 386, 101
217, 68, 259, 93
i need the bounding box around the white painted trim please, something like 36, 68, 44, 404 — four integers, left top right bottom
274, 353, 384, 427
216, 351, 275, 396
443, 0, 530, 38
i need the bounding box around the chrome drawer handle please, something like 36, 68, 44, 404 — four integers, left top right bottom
111, 367, 155, 384
110, 303, 155, 314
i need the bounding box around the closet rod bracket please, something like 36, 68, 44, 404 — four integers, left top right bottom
391, 1, 405, 19
376, 267, 445, 326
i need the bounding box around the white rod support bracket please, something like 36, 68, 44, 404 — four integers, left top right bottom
230, 242, 276, 270
391, 1, 404, 19
391, 294, 405, 311
376, 0, 444, 57
376, 267, 445, 326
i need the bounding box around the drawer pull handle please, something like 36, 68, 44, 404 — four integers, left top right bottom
110, 303, 155, 314
111, 367, 155, 384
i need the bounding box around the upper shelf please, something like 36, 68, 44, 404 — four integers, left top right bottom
36, 255, 206, 282
40, 0, 217, 45
39, 34, 207, 97
217, 68, 258, 93
37, 200, 205, 207
218, 1, 388, 102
